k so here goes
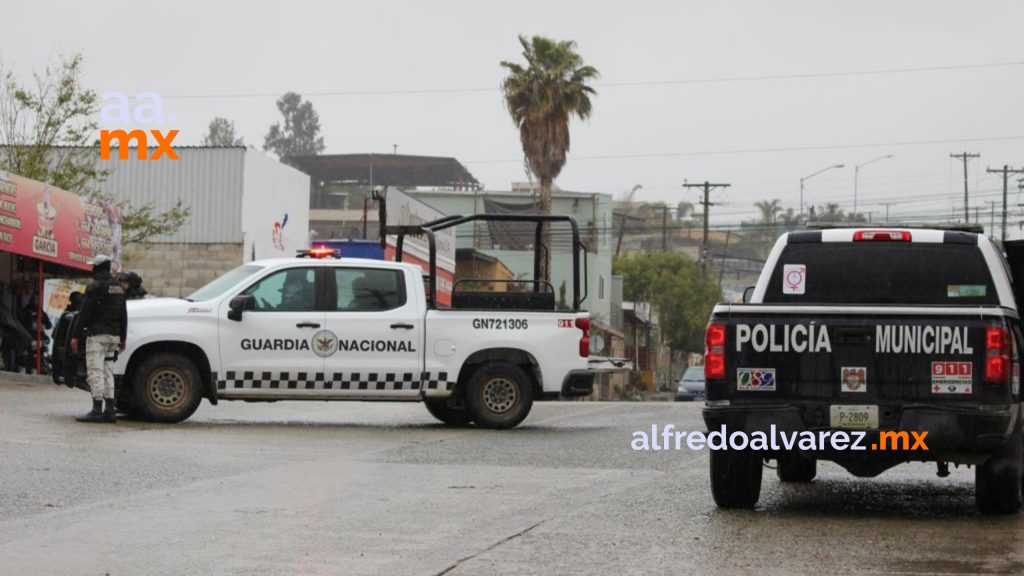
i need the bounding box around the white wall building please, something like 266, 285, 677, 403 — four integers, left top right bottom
96, 146, 309, 296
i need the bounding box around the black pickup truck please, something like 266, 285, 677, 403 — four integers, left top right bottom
703, 227, 1024, 514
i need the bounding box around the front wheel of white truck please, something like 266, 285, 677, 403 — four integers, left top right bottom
464, 361, 534, 430
132, 353, 203, 423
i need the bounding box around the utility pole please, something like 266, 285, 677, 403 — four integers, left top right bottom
986, 200, 998, 239
615, 213, 627, 257
880, 201, 896, 222
683, 181, 731, 269
661, 204, 669, 251
718, 230, 732, 286
950, 152, 979, 222
986, 165, 1024, 243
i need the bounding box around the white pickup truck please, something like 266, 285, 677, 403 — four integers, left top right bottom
66, 214, 594, 429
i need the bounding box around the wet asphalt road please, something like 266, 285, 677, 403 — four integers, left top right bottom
2, 378, 1024, 576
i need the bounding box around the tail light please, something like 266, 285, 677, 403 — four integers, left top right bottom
575, 317, 590, 357
705, 323, 726, 380
985, 326, 1011, 384
853, 230, 911, 242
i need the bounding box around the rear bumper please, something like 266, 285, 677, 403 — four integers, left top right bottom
702, 402, 1017, 458
560, 370, 594, 398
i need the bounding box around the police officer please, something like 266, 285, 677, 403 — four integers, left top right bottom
71, 256, 127, 423
117, 271, 148, 300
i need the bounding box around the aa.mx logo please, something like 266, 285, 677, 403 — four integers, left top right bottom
99, 92, 179, 161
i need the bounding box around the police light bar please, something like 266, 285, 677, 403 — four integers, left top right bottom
297, 247, 341, 259
853, 230, 911, 242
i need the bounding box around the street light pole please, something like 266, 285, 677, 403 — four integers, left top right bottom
800, 163, 845, 218
853, 154, 894, 215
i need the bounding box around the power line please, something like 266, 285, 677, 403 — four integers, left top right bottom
465, 136, 1024, 165
160, 60, 1024, 99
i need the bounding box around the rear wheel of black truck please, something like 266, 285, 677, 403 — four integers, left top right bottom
777, 452, 817, 483
976, 420, 1023, 515
710, 449, 763, 509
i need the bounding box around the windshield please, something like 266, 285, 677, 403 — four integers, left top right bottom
186, 265, 264, 302
682, 367, 705, 381
764, 242, 998, 306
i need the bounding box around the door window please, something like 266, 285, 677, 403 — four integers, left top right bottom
334, 268, 406, 311
243, 267, 317, 311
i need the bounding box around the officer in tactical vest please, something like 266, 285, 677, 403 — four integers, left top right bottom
71, 255, 128, 423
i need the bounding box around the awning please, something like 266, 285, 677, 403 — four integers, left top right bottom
0, 172, 122, 271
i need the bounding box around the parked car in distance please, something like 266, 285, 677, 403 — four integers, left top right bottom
676, 366, 706, 401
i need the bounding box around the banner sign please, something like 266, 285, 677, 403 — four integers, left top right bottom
0, 171, 122, 271
383, 189, 455, 307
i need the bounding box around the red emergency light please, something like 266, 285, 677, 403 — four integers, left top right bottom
853, 230, 911, 242
297, 247, 341, 259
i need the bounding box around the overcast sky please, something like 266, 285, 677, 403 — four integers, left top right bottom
4, 0, 1024, 235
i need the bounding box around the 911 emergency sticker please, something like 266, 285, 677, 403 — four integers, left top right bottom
782, 264, 806, 295
931, 361, 972, 394
737, 368, 776, 391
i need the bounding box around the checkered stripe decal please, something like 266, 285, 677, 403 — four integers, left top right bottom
213, 371, 453, 391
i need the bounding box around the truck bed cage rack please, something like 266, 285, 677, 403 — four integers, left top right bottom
804, 222, 985, 234
387, 213, 583, 311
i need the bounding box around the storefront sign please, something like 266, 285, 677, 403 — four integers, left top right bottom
0, 171, 122, 271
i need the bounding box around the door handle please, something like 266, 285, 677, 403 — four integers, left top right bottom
390, 323, 414, 330
296, 322, 321, 329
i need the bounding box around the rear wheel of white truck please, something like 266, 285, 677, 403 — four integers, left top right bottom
424, 398, 473, 426
132, 353, 203, 423
710, 449, 763, 509
776, 452, 817, 483
465, 361, 534, 430
976, 421, 1023, 515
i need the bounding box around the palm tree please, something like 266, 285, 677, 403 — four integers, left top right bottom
754, 199, 782, 225
779, 208, 801, 229
501, 35, 599, 281
815, 202, 845, 223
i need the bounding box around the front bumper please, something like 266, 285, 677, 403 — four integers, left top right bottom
702, 402, 1017, 459
561, 370, 594, 397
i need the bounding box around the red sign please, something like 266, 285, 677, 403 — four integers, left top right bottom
0, 172, 121, 271
932, 362, 972, 377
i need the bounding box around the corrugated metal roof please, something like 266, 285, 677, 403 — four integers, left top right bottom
285, 154, 480, 189
97, 148, 246, 243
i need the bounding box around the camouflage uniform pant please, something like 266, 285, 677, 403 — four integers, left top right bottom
86, 334, 120, 401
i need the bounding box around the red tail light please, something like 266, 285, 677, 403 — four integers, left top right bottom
985, 326, 1011, 384
705, 323, 726, 380
853, 230, 911, 242
575, 317, 590, 357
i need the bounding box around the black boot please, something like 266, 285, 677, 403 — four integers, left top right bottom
103, 399, 118, 423
75, 400, 104, 423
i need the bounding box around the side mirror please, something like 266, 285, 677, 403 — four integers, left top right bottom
742, 286, 755, 304
227, 294, 256, 321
